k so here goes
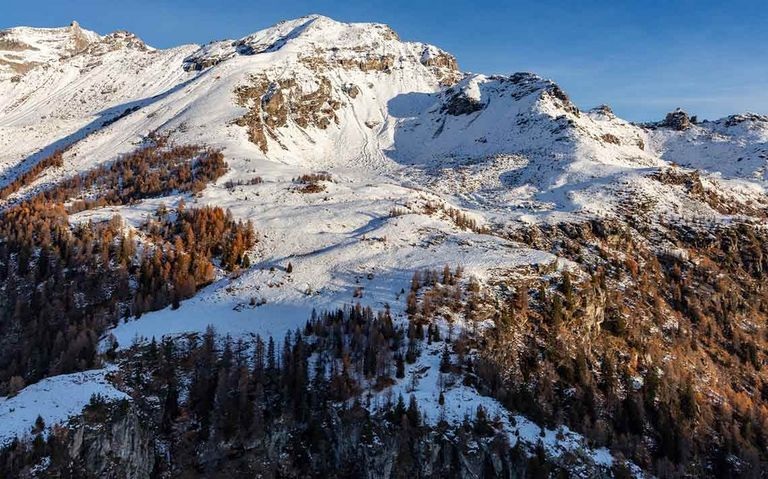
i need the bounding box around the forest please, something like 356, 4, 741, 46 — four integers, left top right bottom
482, 218, 768, 477
2, 208, 767, 478
1, 139, 767, 477
0, 305, 587, 478
0, 137, 254, 394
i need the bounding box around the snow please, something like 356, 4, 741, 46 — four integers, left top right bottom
647, 115, 768, 182
108, 194, 555, 348
0, 367, 128, 445
361, 318, 624, 476
0, 22, 102, 80
0, 14, 763, 476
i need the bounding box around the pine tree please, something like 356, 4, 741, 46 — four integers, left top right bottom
395, 353, 405, 378
406, 395, 420, 428
440, 345, 452, 373
391, 394, 406, 424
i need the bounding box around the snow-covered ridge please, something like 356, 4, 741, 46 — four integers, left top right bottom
0, 21, 101, 79
2, 14, 764, 187
182, 14, 458, 81
645, 109, 768, 181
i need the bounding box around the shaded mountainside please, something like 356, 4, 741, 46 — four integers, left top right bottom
1, 13, 768, 479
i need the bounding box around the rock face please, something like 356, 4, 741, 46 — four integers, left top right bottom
42, 401, 612, 479
442, 88, 485, 116
723, 112, 768, 128
234, 74, 343, 152
213, 15, 463, 154
0, 21, 101, 79
589, 104, 615, 118
67, 404, 155, 479
661, 108, 693, 130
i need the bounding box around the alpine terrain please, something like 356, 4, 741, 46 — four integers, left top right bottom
1, 15, 768, 478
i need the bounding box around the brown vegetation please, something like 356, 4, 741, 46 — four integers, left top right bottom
0, 149, 64, 200
468, 219, 768, 477
0, 138, 254, 393
293, 172, 332, 194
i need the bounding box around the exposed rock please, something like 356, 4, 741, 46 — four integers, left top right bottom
542, 84, 580, 117
89, 31, 150, 54
234, 75, 342, 152
184, 55, 223, 71
593, 104, 613, 115
420, 48, 458, 71
0, 22, 100, 79
40, 400, 614, 479
342, 83, 360, 98
337, 53, 395, 72
442, 90, 485, 116
67, 403, 155, 479
661, 108, 692, 130
723, 112, 768, 128
0, 57, 39, 74
68, 21, 93, 53
589, 104, 615, 118
0, 34, 35, 52
418, 47, 461, 85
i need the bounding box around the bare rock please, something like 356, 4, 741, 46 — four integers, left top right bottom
661, 108, 692, 130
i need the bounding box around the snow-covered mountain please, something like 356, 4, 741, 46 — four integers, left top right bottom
1, 14, 767, 478
3, 15, 765, 213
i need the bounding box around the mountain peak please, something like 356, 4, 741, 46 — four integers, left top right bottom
0, 21, 101, 79
183, 14, 458, 83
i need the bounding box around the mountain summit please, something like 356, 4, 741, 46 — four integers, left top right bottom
0, 21, 101, 79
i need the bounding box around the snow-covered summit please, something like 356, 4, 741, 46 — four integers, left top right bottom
0, 21, 101, 80
2, 14, 764, 215
1, 14, 765, 195
182, 15, 459, 86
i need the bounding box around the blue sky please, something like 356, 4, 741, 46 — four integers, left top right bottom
3, 0, 767, 121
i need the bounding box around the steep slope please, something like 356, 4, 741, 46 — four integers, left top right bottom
0, 22, 197, 185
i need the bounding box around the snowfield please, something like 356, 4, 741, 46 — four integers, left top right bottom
0, 367, 128, 446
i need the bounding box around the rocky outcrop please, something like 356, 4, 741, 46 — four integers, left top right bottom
419, 47, 461, 85
541, 84, 580, 117
337, 53, 395, 72
660, 108, 693, 130
723, 112, 768, 128
342, 82, 361, 98
68, 21, 94, 53
37, 401, 612, 479
67, 403, 155, 479
0, 22, 100, 79
442, 90, 485, 116
589, 104, 615, 118
87, 31, 150, 54
234, 74, 342, 152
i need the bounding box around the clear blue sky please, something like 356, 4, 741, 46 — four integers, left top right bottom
3, 0, 767, 121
